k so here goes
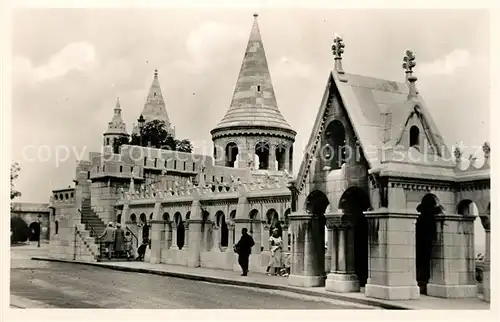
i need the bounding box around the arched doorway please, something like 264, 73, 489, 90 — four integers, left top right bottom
416, 193, 441, 294
201, 211, 211, 251
266, 209, 281, 237
174, 212, 184, 249
29, 221, 41, 242
139, 213, 148, 242
11, 217, 29, 243
116, 214, 122, 224
304, 190, 330, 276
338, 187, 371, 287
216, 211, 228, 248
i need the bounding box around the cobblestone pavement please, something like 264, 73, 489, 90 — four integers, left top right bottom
10, 245, 375, 309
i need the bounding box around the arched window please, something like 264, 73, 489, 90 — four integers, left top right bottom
324, 120, 347, 170
225, 142, 239, 168
410, 125, 420, 148
174, 212, 184, 249
275, 144, 287, 171
116, 214, 122, 224
255, 141, 270, 170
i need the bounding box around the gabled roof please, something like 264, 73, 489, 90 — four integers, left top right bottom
211, 14, 294, 134
294, 70, 454, 191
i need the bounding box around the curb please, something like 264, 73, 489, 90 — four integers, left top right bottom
31, 256, 409, 310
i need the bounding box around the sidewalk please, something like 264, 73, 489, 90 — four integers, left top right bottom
30, 256, 489, 310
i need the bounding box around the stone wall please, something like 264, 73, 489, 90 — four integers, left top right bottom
11, 202, 51, 240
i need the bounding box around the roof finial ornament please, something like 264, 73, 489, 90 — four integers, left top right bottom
116, 96, 120, 108
331, 34, 345, 74
402, 50, 418, 99
253, 12, 258, 18
154, 69, 158, 78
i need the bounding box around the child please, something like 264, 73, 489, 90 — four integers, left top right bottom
136, 239, 148, 261
124, 231, 133, 260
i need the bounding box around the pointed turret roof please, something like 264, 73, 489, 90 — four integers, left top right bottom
212, 14, 294, 134
141, 69, 172, 126
105, 97, 128, 136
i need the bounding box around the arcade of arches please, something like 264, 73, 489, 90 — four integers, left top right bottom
288, 185, 490, 302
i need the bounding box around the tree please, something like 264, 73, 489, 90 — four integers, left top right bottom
11, 162, 21, 200
112, 136, 131, 154
130, 120, 193, 152
175, 139, 193, 153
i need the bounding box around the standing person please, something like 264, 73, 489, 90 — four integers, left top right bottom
234, 228, 255, 276
114, 224, 125, 258
124, 231, 134, 259
100, 223, 116, 259
267, 228, 283, 276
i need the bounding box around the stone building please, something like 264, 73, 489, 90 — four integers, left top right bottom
45, 15, 490, 303
11, 202, 51, 241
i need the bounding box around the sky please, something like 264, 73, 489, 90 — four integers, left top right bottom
12, 8, 490, 211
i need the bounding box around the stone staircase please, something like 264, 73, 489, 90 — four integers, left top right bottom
80, 198, 106, 238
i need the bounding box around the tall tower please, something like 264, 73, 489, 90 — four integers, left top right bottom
210, 13, 296, 172
133, 69, 175, 137
103, 97, 129, 153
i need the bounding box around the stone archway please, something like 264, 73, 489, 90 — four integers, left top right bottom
305, 190, 330, 269
415, 193, 441, 294
29, 221, 41, 242
337, 186, 371, 287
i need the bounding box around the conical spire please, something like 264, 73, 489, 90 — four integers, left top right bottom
212, 14, 293, 132
105, 97, 128, 135
140, 69, 173, 128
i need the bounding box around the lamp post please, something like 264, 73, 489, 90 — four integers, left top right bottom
137, 114, 145, 147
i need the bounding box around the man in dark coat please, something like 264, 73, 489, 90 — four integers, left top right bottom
234, 228, 255, 276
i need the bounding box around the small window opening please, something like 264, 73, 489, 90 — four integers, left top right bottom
257, 85, 261, 92
144, 157, 147, 166
183, 162, 186, 170
410, 125, 420, 148
154, 158, 157, 167
174, 160, 177, 168
119, 166, 123, 172
192, 162, 196, 171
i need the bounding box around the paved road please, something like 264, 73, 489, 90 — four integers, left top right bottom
10, 245, 375, 309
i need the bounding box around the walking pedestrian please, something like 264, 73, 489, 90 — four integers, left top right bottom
234, 228, 255, 276
114, 224, 125, 258
266, 228, 283, 276
100, 222, 116, 259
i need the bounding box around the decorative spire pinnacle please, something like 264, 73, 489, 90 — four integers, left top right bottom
154, 69, 158, 79
454, 146, 462, 165
115, 96, 120, 109
483, 142, 490, 159
402, 50, 418, 98
253, 12, 258, 18
211, 13, 294, 134
331, 35, 345, 74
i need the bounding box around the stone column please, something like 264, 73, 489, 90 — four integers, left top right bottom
288, 212, 326, 287
282, 224, 289, 252
250, 219, 262, 253
325, 212, 360, 292
283, 147, 290, 171
170, 223, 179, 250
164, 222, 171, 249
186, 199, 203, 267
427, 214, 477, 298
268, 145, 276, 171
482, 227, 490, 302
226, 222, 235, 252
183, 222, 190, 250
364, 209, 420, 300
211, 223, 221, 252
262, 222, 271, 251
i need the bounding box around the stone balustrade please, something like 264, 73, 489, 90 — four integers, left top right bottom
118, 171, 293, 202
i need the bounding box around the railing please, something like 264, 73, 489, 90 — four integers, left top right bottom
87, 222, 104, 258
